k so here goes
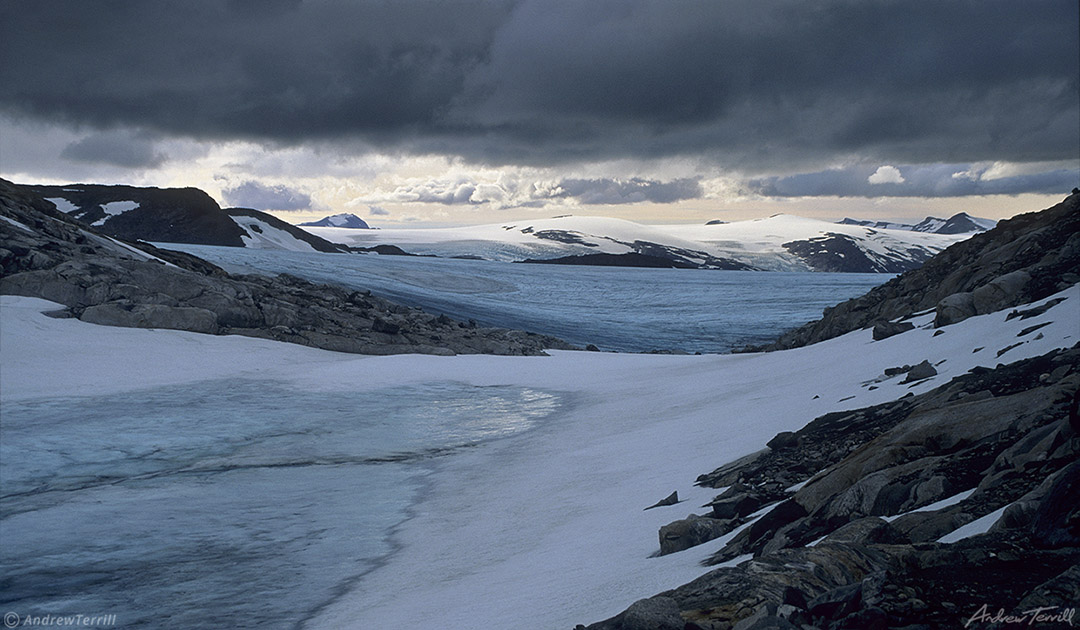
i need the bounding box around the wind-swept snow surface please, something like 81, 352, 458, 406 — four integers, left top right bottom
2, 285, 1076, 629
230, 214, 320, 251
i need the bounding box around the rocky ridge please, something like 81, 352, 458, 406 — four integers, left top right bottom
0, 179, 573, 356
21, 183, 348, 253
583, 195, 1080, 630
518, 251, 755, 270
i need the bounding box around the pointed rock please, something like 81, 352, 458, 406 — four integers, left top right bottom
645, 490, 679, 510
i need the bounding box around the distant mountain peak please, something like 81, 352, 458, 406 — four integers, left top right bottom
911, 212, 996, 234
839, 212, 996, 235
299, 213, 371, 229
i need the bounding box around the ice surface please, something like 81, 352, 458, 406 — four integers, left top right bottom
2, 372, 560, 628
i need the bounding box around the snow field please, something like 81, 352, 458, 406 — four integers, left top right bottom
230, 215, 320, 252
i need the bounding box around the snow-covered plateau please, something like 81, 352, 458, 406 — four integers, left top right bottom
304, 214, 970, 272
2, 280, 1076, 629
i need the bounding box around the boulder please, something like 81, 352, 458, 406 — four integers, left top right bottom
615, 597, 684, 630
872, 320, 915, 340
934, 292, 976, 327
972, 270, 1031, 315
659, 514, 729, 555
901, 360, 937, 383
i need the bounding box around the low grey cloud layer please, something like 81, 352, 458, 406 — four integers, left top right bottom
546, 178, 703, 205
2, 0, 1076, 176
382, 175, 702, 208
222, 181, 312, 210
751, 164, 1080, 198
59, 131, 168, 169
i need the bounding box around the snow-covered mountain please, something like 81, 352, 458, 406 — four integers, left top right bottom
911, 212, 998, 234
23, 184, 347, 253
838, 211, 997, 234
299, 213, 372, 229
307, 214, 971, 273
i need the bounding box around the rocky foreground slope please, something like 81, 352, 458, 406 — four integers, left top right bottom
584, 195, 1079, 630
0, 179, 573, 356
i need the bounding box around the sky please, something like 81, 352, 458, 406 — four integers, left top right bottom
1, 0, 1077, 227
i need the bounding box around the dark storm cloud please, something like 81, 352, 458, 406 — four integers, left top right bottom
751, 164, 1080, 198
222, 181, 311, 210
1, 0, 1076, 169
60, 131, 167, 169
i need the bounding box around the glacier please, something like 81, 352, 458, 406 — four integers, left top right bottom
167, 244, 890, 353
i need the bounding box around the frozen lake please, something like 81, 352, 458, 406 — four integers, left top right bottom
168, 245, 890, 353
1, 251, 890, 628
0, 379, 562, 628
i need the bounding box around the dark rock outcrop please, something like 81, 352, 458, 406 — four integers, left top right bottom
19, 183, 348, 252
518, 247, 756, 270
1, 179, 574, 356
519, 252, 700, 269
782, 232, 936, 273
24, 183, 246, 246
